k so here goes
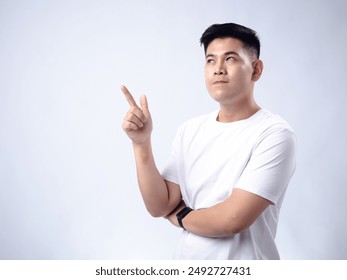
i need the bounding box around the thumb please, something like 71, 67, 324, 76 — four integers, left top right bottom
140, 95, 150, 117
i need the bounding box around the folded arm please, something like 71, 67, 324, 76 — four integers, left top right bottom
166, 188, 271, 237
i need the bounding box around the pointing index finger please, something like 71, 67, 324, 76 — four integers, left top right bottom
121, 85, 138, 108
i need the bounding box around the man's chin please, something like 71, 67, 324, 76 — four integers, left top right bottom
209, 90, 234, 103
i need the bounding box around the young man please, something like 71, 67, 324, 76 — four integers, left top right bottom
121, 23, 296, 259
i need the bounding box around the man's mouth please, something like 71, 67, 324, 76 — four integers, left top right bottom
213, 81, 228, 85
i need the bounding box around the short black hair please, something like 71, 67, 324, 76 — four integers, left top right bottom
200, 23, 260, 59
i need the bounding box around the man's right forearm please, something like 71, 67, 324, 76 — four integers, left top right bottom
133, 141, 173, 217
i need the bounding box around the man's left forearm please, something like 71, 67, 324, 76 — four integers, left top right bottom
165, 188, 272, 238
165, 200, 237, 237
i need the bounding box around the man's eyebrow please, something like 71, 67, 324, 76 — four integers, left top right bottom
224, 51, 240, 56
205, 51, 240, 58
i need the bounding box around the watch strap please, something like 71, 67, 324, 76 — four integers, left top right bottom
176, 207, 193, 230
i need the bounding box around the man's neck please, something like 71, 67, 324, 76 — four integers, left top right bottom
217, 101, 261, 123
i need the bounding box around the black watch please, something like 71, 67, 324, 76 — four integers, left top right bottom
176, 207, 193, 230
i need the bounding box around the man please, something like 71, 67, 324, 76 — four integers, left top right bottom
121, 23, 296, 259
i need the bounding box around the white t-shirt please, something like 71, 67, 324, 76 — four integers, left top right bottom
161, 109, 296, 259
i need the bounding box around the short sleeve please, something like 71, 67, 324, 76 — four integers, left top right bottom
160, 126, 182, 185
235, 126, 297, 204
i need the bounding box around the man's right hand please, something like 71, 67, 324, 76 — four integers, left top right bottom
121, 85, 153, 145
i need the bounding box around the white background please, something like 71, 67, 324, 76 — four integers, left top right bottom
1, 0, 346, 259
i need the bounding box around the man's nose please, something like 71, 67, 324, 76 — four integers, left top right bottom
214, 61, 226, 75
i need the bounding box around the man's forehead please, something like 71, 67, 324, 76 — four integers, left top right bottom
206, 37, 256, 59
206, 37, 244, 53
206, 38, 244, 57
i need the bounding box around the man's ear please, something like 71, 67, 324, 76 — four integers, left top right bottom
251, 59, 263, 82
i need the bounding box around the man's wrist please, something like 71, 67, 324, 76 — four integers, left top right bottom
132, 141, 153, 161
132, 139, 152, 149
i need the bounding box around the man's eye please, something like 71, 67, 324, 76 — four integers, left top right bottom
206, 59, 214, 64
226, 57, 235, 62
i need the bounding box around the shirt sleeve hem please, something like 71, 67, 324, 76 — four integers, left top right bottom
233, 185, 283, 205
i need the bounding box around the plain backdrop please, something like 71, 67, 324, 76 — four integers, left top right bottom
1, 0, 347, 259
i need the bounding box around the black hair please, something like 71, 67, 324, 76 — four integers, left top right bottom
200, 23, 260, 59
